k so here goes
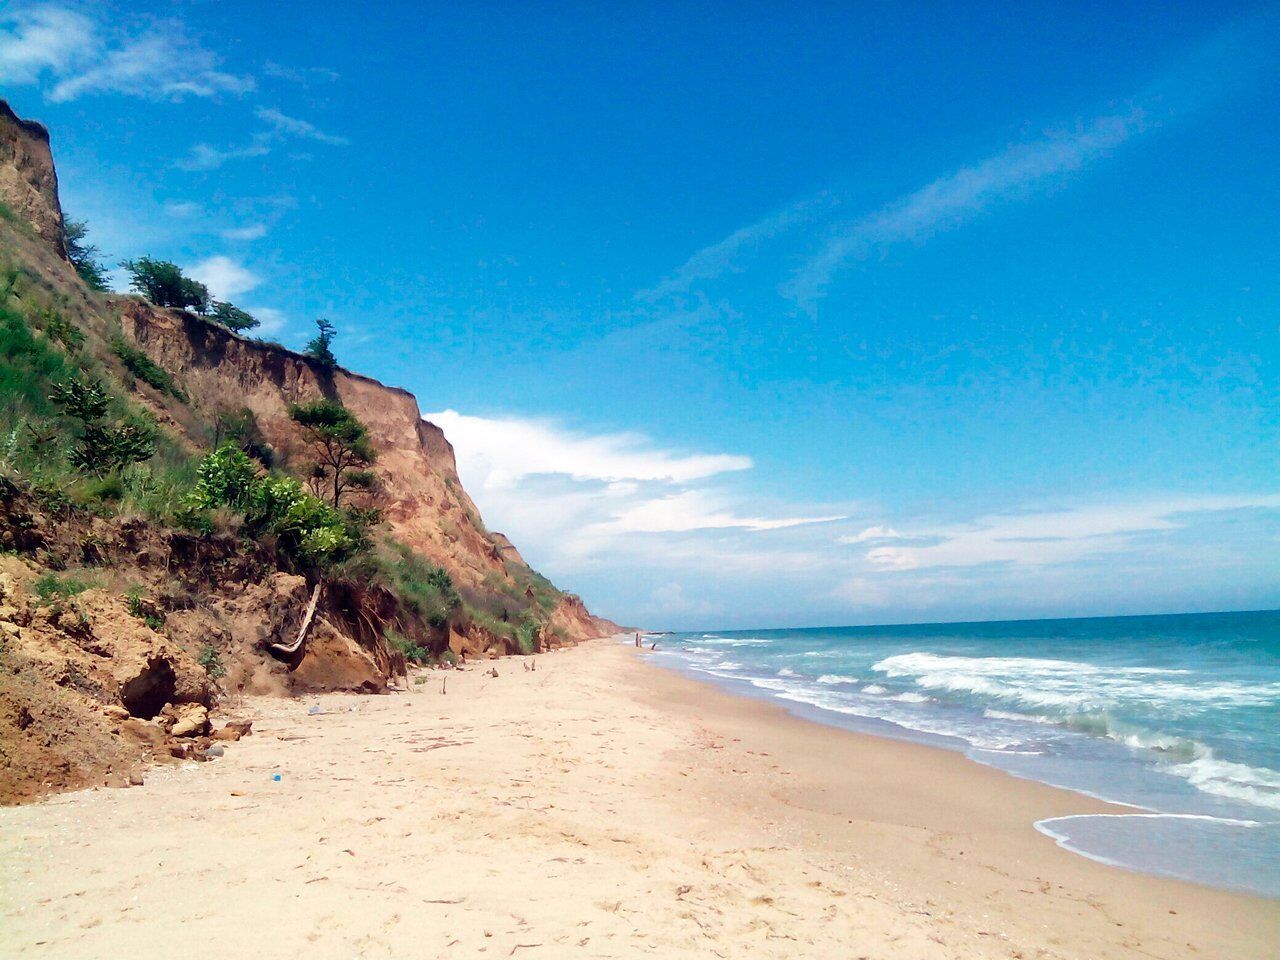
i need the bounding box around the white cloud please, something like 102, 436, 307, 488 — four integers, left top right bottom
163, 201, 201, 218
861, 495, 1280, 572
175, 139, 271, 172
256, 107, 349, 146
222, 223, 268, 242
588, 489, 843, 535
0, 6, 254, 103
0, 6, 94, 85
190, 255, 260, 300
426, 410, 752, 487
783, 110, 1145, 305
245, 306, 287, 336
838, 524, 901, 544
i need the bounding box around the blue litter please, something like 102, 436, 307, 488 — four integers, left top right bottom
272, 773, 281, 782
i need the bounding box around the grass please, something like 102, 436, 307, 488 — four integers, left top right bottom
33, 572, 93, 602
386, 629, 430, 665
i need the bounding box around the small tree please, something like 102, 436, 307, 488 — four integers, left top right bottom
120, 257, 210, 312
288, 399, 375, 508
305, 317, 337, 367
51, 375, 156, 475
64, 219, 109, 291
210, 301, 259, 333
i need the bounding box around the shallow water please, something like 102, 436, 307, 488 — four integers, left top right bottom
640, 610, 1280, 897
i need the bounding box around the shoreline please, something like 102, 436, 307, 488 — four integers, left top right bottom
3, 639, 1275, 958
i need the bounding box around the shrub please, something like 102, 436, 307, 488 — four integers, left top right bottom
516, 616, 539, 655
379, 541, 460, 627
197, 644, 226, 679
124, 585, 164, 630
386, 630, 429, 665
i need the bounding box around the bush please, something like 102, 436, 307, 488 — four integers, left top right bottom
386, 630, 430, 665
516, 616, 539, 655
186, 445, 359, 566
197, 644, 226, 679
379, 541, 460, 627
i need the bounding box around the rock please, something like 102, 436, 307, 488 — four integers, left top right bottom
212, 719, 252, 741
103, 704, 130, 721
205, 743, 225, 758
169, 703, 209, 738
127, 772, 144, 786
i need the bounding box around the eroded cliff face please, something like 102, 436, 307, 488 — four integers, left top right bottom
0, 96, 615, 646
0, 100, 64, 255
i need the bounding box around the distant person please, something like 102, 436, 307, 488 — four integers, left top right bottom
635, 632, 641, 647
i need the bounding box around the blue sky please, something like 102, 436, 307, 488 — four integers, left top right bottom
3, 1, 1278, 629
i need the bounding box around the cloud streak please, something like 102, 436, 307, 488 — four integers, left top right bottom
0, 5, 253, 102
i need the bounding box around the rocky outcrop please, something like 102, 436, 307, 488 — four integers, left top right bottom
0, 100, 64, 255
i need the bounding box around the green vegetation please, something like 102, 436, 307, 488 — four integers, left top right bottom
52, 374, 157, 476
372, 540, 461, 627
516, 616, 539, 654
33, 572, 92, 602
111, 337, 184, 399
124, 585, 164, 630
197, 644, 226, 679
186, 443, 363, 566
210, 301, 259, 333
305, 317, 337, 367
288, 399, 376, 508
120, 257, 210, 312
63, 219, 109, 291
386, 630, 430, 665
212, 406, 273, 466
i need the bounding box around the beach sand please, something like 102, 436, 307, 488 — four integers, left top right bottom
2, 640, 1275, 958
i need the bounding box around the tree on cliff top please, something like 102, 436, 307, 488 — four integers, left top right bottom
210, 301, 259, 333
288, 398, 376, 508
120, 257, 210, 313
305, 317, 337, 367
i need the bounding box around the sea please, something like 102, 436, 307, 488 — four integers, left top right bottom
639, 609, 1280, 898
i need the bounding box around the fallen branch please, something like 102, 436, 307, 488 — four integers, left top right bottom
269, 582, 322, 657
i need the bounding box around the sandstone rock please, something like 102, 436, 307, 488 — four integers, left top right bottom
103, 704, 130, 721
211, 719, 252, 741
169, 703, 209, 738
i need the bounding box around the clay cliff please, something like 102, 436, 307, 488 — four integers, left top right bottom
0, 99, 619, 801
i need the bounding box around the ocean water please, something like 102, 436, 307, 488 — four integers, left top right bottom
640, 610, 1280, 897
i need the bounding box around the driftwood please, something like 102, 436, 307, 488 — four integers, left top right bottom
269, 582, 322, 657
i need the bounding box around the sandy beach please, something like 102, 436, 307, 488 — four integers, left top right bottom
2, 639, 1275, 959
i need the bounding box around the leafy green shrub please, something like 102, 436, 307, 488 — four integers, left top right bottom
386, 630, 430, 665
39, 310, 85, 351
197, 644, 226, 679
186, 444, 359, 566
440, 650, 458, 667
516, 616, 539, 655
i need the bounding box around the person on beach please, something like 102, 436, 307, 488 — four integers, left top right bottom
635, 632, 641, 647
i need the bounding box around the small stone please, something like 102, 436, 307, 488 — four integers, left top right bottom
103, 704, 130, 721
169, 703, 209, 738
127, 772, 144, 786
205, 743, 225, 758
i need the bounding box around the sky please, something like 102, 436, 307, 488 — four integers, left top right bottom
2, 1, 1278, 630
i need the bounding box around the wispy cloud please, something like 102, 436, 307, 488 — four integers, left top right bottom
783, 110, 1145, 306
263, 61, 340, 86
221, 223, 269, 242
0, 5, 253, 102
0, 5, 93, 85
255, 107, 350, 146
176, 138, 272, 172
642, 195, 830, 299
854, 495, 1280, 572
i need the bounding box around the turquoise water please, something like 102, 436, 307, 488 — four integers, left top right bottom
644, 610, 1280, 897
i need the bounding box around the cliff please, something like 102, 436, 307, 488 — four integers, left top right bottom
0, 99, 619, 801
